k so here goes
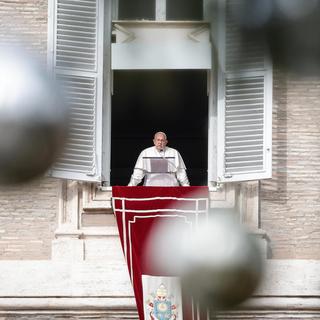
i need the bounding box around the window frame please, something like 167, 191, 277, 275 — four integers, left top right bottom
48, 0, 272, 185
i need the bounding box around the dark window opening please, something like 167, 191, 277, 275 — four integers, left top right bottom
111, 70, 208, 186
166, 0, 203, 21
118, 0, 155, 20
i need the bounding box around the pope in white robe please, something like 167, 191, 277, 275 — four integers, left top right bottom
128, 132, 190, 186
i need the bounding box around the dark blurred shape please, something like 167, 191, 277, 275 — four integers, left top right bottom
146, 209, 263, 310
230, 0, 320, 74
166, 0, 203, 21
0, 46, 68, 184
118, 0, 155, 20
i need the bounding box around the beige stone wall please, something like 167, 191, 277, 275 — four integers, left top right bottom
0, 178, 59, 260
0, 260, 319, 319
261, 68, 320, 259
0, 0, 47, 56
0, 0, 57, 260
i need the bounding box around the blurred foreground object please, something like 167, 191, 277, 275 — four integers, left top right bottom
147, 209, 263, 309
229, 0, 320, 74
0, 47, 68, 184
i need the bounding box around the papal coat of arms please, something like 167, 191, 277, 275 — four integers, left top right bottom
145, 283, 178, 320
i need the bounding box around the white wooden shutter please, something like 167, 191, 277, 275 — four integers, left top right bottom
213, 0, 272, 183
47, 0, 110, 182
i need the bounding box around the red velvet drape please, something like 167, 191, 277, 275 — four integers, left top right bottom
112, 186, 209, 320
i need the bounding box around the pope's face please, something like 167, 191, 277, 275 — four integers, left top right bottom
153, 134, 167, 151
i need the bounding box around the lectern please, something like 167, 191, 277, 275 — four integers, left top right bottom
143, 157, 178, 186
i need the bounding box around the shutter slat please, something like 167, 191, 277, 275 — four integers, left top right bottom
226, 108, 263, 114
69, 118, 94, 124
57, 19, 96, 28
69, 115, 94, 121
69, 99, 95, 105
227, 159, 263, 166
57, 55, 96, 64
226, 114, 264, 120
66, 87, 95, 93
57, 22, 96, 31
53, 163, 93, 172
225, 123, 262, 130
57, 35, 96, 43
56, 45, 95, 54
57, 157, 93, 165
68, 93, 95, 99
70, 108, 95, 114
226, 131, 263, 137
226, 144, 263, 151
226, 157, 263, 163
57, 39, 96, 47
226, 119, 263, 125
226, 138, 263, 145
57, 0, 96, 6
225, 166, 264, 174
226, 149, 263, 156
55, 49, 95, 59
69, 132, 94, 139
64, 142, 94, 150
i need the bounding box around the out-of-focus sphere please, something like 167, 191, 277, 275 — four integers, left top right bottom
147, 210, 263, 309
0, 47, 68, 184
181, 213, 263, 309
229, 0, 320, 74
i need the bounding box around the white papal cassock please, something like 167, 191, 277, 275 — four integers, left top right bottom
128, 146, 190, 186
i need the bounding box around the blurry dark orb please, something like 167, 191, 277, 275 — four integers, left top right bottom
147, 210, 263, 310
0, 47, 68, 184
230, 0, 320, 74
180, 212, 263, 309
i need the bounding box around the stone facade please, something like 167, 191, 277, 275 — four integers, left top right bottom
1, 0, 319, 262
0, 0, 55, 260
0, 0, 47, 56
261, 69, 320, 259
0, 260, 319, 319
0, 178, 59, 260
